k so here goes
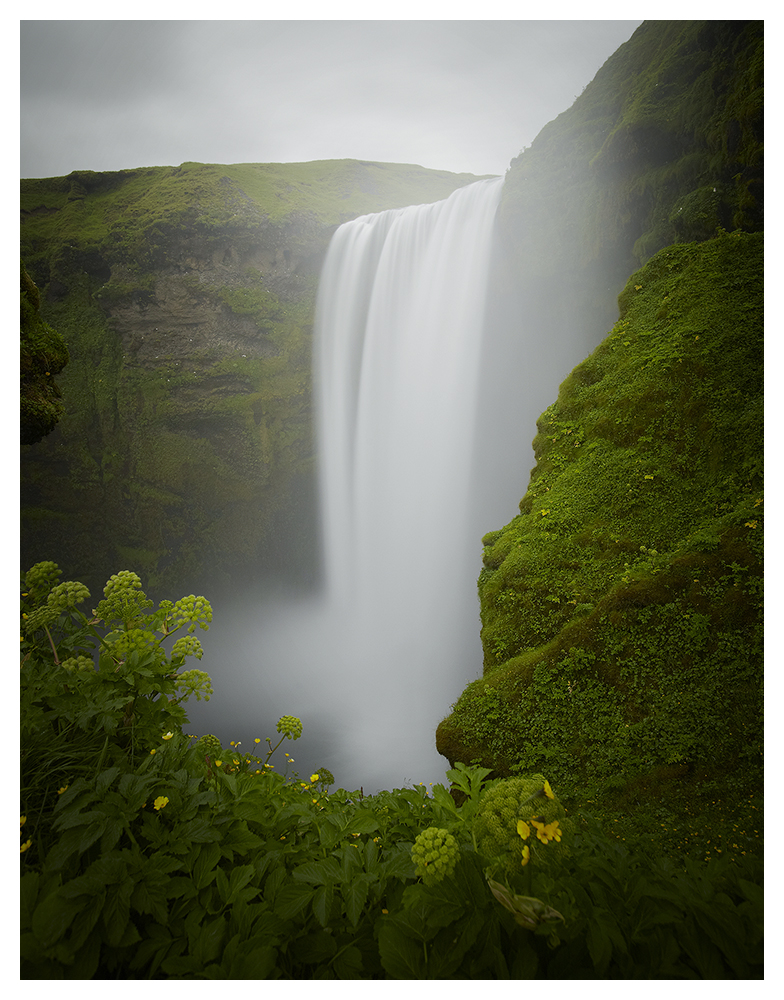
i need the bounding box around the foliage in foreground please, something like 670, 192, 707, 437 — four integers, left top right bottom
20, 564, 763, 979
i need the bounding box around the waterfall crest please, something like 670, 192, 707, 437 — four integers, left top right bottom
310, 177, 504, 788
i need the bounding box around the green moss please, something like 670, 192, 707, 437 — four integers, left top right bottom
437, 231, 763, 807
20, 263, 69, 445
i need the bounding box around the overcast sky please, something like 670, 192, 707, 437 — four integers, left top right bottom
20, 19, 643, 180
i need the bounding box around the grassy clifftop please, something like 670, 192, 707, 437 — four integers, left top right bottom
437, 231, 763, 816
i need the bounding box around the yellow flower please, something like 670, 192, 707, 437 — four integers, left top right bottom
215, 760, 222, 767
150, 749, 156, 755
162, 732, 174, 740
311, 774, 320, 783
531, 819, 562, 844
57, 786, 68, 795
20, 815, 26, 828
153, 796, 169, 811
521, 845, 530, 867
254, 738, 261, 744
20, 839, 32, 854
517, 819, 530, 841
543, 780, 555, 800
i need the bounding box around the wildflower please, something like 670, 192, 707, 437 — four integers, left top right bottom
254, 738, 261, 744
162, 732, 174, 740
20, 816, 26, 828
150, 749, 156, 755
531, 819, 562, 844
57, 786, 68, 795
521, 845, 530, 867
21, 839, 32, 854
311, 774, 320, 783
517, 820, 531, 841
215, 760, 222, 767
543, 780, 555, 800
153, 796, 169, 811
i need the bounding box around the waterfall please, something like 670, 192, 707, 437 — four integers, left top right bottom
188, 178, 506, 793
310, 177, 504, 789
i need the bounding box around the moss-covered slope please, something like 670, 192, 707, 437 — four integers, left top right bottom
20, 159, 485, 595
437, 231, 763, 800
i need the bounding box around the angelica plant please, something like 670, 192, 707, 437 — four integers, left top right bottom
21, 562, 214, 760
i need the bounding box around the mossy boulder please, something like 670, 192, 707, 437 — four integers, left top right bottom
437, 231, 763, 801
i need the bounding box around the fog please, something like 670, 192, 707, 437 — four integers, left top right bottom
20, 16, 643, 792
182, 179, 615, 794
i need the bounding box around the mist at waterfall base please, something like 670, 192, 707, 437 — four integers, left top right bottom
185, 178, 611, 793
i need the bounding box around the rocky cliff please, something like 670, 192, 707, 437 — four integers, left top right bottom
20, 160, 485, 595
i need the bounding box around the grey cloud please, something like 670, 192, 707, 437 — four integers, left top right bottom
21, 20, 642, 178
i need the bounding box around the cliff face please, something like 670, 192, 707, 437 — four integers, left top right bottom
439, 21, 763, 802
437, 232, 763, 796
20, 160, 485, 595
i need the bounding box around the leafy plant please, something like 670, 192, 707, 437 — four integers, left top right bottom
20, 563, 763, 979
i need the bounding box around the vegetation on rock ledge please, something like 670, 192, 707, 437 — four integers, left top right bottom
438, 230, 763, 823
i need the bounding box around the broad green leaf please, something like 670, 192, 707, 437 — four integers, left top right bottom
224, 863, 257, 905
31, 889, 79, 949
378, 918, 427, 979
293, 856, 342, 885
332, 943, 364, 979
312, 884, 334, 927
95, 766, 121, 795
192, 842, 221, 889
274, 881, 314, 920
343, 873, 373, 926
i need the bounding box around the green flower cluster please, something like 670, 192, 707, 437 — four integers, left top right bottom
175, 669, 214, 702
95, 571, 153, 628
48, 581, 91, 614
411, 827, 460, 885
60, 655, 94, 674
171, 635, 204, 660
197, 734, 223, 759
22, 578, 91, 635
23, 561, 61, 602
313, 767, 335, 788
474, 775, 568, 874
171, 595, 213, 634
110, 628, 165, 668
277, 715, 303, 740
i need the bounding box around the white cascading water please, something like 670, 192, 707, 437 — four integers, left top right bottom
311, 177, 504, 788
191, 178, 506, 792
